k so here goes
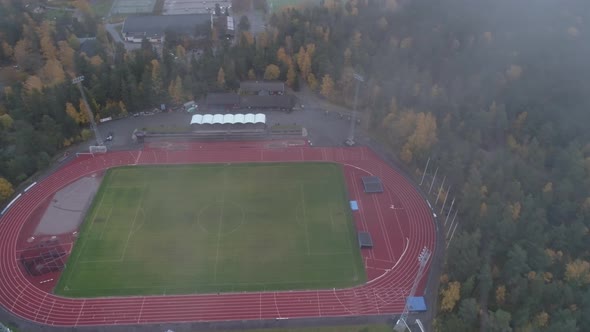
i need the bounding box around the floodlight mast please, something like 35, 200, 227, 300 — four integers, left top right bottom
347, 73, 364, 144
394, 247, 431, 332
72, 76, 104, 146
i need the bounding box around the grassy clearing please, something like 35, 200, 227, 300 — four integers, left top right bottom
90, 0, 115, 17
55, 163, 364, 297
268, 0, 323, 12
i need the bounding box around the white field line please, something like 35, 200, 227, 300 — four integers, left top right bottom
299, 183, 311, 255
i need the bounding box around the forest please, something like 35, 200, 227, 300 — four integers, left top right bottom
1, 0, 590, 330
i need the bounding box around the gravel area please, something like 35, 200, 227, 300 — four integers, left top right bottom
34, 175, 101, 236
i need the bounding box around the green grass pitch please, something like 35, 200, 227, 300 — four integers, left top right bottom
55, 163, 365, 297
268, 0, 323, 12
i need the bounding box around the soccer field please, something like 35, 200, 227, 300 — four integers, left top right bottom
268, 0, 322, 12
55, 163, 364, 297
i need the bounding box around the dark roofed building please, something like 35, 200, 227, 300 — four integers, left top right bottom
122, 14, 211, 43
240, 95, 294, 110
79, 39, 98, 57
206, 93, 240, 111
240, 81, 285, 95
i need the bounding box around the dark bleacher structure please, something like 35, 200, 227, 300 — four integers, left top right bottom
362, 176, 384, 193
20, 239, 67, 276
358, 232, 374, 248
239, 81, 285, 95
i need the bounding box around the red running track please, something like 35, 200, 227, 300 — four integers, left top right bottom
0, 142, 436, 327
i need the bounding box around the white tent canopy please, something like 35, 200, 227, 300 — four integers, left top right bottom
190, 113, 266, 125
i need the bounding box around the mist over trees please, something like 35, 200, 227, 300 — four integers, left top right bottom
252, 0, 589, 330
0, 0, 589, 330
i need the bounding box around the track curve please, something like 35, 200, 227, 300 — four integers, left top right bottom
0, 143, 435, 327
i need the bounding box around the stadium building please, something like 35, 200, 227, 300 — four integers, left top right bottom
239, 81, 285, 95
240, 95, 294, 111
206, 93, 241, 112
205, 92, 294, 112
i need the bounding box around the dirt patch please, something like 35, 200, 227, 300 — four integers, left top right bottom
34, 175, 102, 236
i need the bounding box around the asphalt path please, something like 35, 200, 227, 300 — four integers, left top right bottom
92, 105, 356, 152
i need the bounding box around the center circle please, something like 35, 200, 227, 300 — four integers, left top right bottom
197, 202, 245, 235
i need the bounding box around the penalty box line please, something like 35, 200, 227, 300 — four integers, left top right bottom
77, 184, 146, 264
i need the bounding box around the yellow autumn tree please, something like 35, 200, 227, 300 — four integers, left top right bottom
77, 99, 90, 124
440, 281, 461, 312
565, 259, 590, 286
25, 75, 43, 93
119, 101, 128, 115
543, 182, 553, 193
510, 202, 521, 221
400, 145, 413, 163
306, 43, 316, 58
217, 67, 226, 87
400, 37, 413, 49
65, 102, 81, 124
402, 112, 438, 162
38, 20, 57, 60
73, 0, 93, 16
0, 177, 14, 203
89, 55, 103, 66
168, 76, 184, 104
176, 45, 186, 59
40, 59, 66, 86
506, 65, 523, 81
352, 31, 362, 49
320, 74, 335, 100
256, 31, 269, 49
307, 73, 318, 91
296, 45, 315, 75
0, 112, 12, 127
480, 202, 488, 217
58, 41, 75, 74
247, 68, 256, 80
1, 40, 13, 58
343, 48, 352, 66
151, 59, 163, 97
240, 31, 254, 46
533, 311, 549, 328
495, 285, 506, 305
277, 47, 291, 66
263, 64, 280, 80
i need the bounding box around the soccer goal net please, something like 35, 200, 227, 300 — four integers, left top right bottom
89, 145, 107, 154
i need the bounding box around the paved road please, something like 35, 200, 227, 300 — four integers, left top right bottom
105, 23, 124, 44
92, 105, 355, 151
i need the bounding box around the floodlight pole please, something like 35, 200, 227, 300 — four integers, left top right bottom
73, 76, 103, 146
347, 73, 364, 144
440, 185, 451, 214
428, 167, 438, 194
444, 197, 455, 227
419, 157, 430, 186
435, 176, 446, 206
394, 247, 431, 332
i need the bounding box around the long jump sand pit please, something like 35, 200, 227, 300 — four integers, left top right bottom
34, 175, 101, 236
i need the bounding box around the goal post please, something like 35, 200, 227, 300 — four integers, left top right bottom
89, 145, 107, 154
